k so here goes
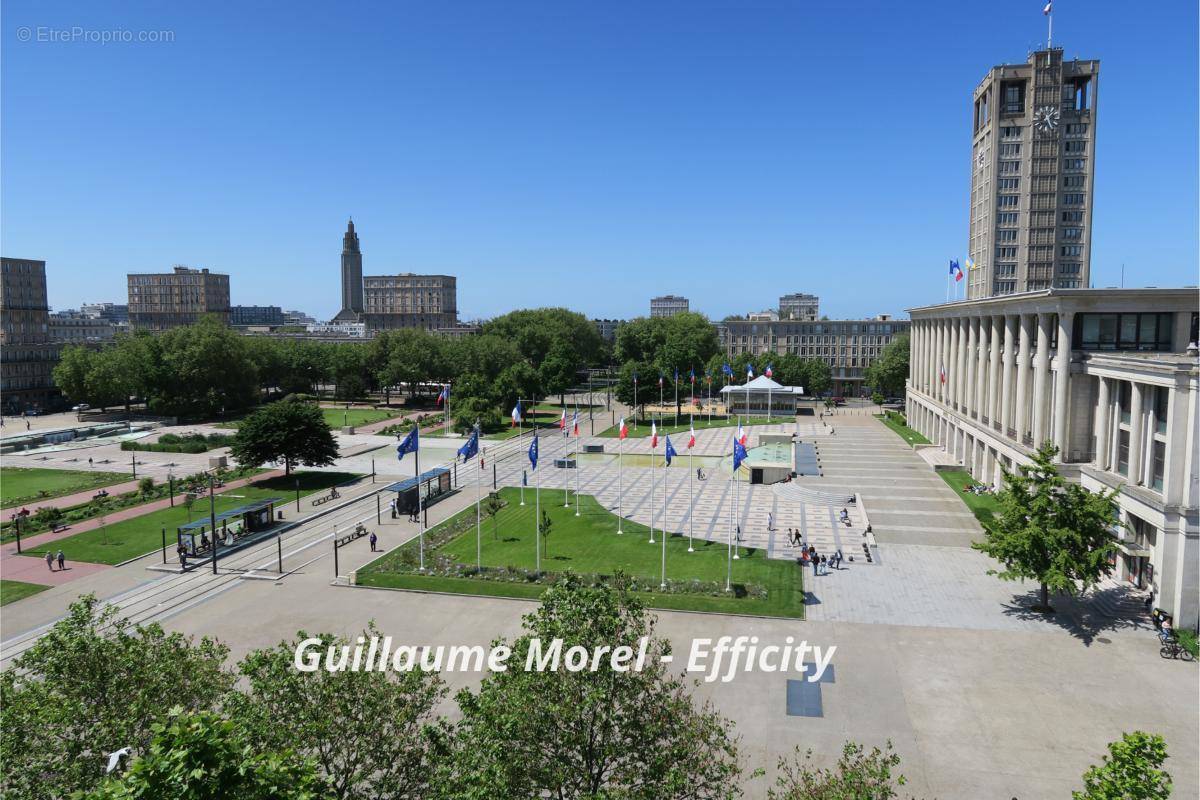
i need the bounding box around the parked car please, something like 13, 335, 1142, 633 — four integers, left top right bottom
831, 396, 846, 406
72, 403, 91, 412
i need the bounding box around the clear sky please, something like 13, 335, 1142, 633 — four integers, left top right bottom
3, 0, 1197, 322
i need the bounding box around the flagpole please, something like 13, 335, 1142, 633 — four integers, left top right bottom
732, 455, 740, 561
688, 414, 694, 553
535, 434, 541, 575
474, 425, 481, 571
574, 408, 581, 517
563, 413, 570, 508
416, 438, 424, 572
726, 436, 733, 593
617, 447, 623, 534
633, 379, 638, 429
660, 445, 667, 590
649, 416, 656, 545
674, 373, 679, 427
1047, 5, 1052, 49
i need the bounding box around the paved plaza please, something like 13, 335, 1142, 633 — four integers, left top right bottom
2, 408, 1196, 798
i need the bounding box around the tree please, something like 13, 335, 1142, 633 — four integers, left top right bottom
433, 577, 741, 798
0, 596, 234, 800
768, 741, 909, 800
229, 626, 446, 800
871, 392, 885, 412
539, 508, 553, 560
539, 339, 578, 407
92, 494, 113, 545
1073, 731, 1172, 800
483, 492, 504, 540
84, 709, 329, 800
155, 315, 259, 416
972, 442, 1120, 612
52, 344, 95, 405
230, 398, 339, 476
862, 334, 910, 398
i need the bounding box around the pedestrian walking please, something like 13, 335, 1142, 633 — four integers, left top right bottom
767, 512, 775, 531
811, 556, 819, 577
819, 554, 828, 575
45, 551, 55, 572
26, 419, 31, 431
56, 550, 65, 571
369, 532, 378, 552
834, 549, 843, 570
736, 524, 742, 543
88, 457, 94, 468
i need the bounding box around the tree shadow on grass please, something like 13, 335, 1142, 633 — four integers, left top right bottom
999, 584, 1154, 646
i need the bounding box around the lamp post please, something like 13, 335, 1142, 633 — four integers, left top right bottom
168, 472, 175, 507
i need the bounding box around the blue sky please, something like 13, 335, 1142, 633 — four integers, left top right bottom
3, 0, 1197, 321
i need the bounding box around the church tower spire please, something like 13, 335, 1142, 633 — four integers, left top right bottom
332, 218, 364, 322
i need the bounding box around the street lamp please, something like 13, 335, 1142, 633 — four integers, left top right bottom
168, 472, 175, 507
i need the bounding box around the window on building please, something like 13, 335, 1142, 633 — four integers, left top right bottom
1151, 440, 1166, 492
1001, 125, 1022, 139
1062, 227, 1083, 240
997, 212, 1018, 225
1063, 193, 1085, 205
996, 246, 1018, 258
1061, 245, 1083, 256
1154, 387, 1169, 434
1063, 175, 1086, 188
1063, 158, 1086, 170
998, 178, 1020, 190
995, 263, 1016, 277
1062, 211, 1084, 222
997, 229, 1018, 242
997, 195, 1019, 208
1117, 429, 1130, 476
1001, 81, 1026, 114
1077, 313, 1174, 352
1065, 123, 1088, 135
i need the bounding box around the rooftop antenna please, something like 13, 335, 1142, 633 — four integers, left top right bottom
1120, 263, 1125, 288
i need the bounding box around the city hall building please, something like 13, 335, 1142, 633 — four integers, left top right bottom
906, 288, 1199, 627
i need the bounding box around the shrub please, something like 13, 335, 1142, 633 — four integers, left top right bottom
138, 477, 156, 495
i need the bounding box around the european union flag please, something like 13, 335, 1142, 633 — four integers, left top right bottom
457, 428, 479, 461
722, 363, 733, 376
732, 436, 748, 472
528, 435, 539, 470
664, 434, 678, 466
396, 427, 419, 461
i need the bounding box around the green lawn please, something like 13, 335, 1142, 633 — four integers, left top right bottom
27, 471, 362, 566
358, 487, 806, 618
0, 579, 50, 606
320, 408, 398, 429
597, 416, 777, 439
875, 411, 930, 446
937, 468, 1000, 529
2, 467, 130, 507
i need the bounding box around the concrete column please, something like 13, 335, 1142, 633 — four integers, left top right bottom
1094, 377, 1110, 469
1000, 315, 1016, 437
950, 318, 962, 408
965, 317, 978, 418
992, 450, 1005, 491
1014, 314, 1033, 443
924, 321, 933, 393
956, 317, 969, 411
912, 324, 922, 393
1031, 313, 1051, 446
975, 315, 990, 418
987, 316, 1002, 425
1052, 310, 1074, 460
1129, 382, 1145, 484
1109, 381, 1123, 471
935, 319, 946, 403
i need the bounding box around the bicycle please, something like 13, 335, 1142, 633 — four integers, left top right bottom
1159, 636, 1195, 662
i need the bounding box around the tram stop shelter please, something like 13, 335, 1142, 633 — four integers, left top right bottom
719, 376, 805, 418
386, 467, 453, 516
176, 497, 283, 557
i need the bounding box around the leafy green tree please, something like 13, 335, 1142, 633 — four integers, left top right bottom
768, 741, 909, 800
972, 442, 1120, 612
871, 392, 885, 412
433, 577, 741, 798
483, 492, 504, 540
86, 348, 131, 411
539, 508, 553, 559
155, 316, 259, 416
484, 308, 603, 370
539, 339, 578, 407
0, 596, 234, 800
52, 344, 95, 405
230, 398, 339, 476
84, 709, 329, 800
862, 334, 910, 397
1073, 731, 1172, 800
229, 627, 446, 800
331, 342, 368, 400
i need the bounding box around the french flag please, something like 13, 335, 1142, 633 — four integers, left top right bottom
511, 401, 522, 427
618, 417, 628, 440
765, 364, 773, 378
939, 362, 947, 385
559, 410, 567, 430
572, 411, 580, 436
688, 424, 696, 449
436, 384, 449, 405
651, 421, 658, 449
746, 364, 754, 380
737, 421, 747, 446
